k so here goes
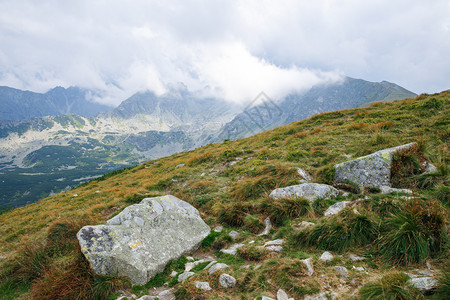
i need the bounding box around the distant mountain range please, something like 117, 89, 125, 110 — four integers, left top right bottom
0, 86, 111, 121
0, 77, 416, 208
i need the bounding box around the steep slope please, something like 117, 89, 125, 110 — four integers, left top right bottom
0, 86, 111, 121
219, 77, 417, 140
0, 91, 448, 299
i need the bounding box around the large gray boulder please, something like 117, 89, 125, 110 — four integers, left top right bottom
77, 195, 210, 285
269, 183, 339, 202
334, 143, 416, 190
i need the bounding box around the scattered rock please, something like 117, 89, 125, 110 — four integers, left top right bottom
73, 194, 78, 197
258, 217, 272, 236
352, 266, 368, 273
264, 239, 284, 247
169, 271, 178, 277
265, 245, 283, 252
204, 260, 217, 270
76, 195, 210, 285
175, 163, 185, 168
324, 201, 351, 216
137, 296, 156, 300
156, 289, 175, 300
219, 273, 237, 288
200, 172, 206, 177
418, 270, 433, 276
334, 266, 349, 278
297, 168, 312, 181
220, 243, 245, 255
300, 258, 314, 276
214, 225, 223, 232
423, 162, 438, 174
184, 262, 195, 272
408, 277, 438, 292
334, 143, 416, 190
348, 254, 365, 261
208, 263, 229, 274
261, 296, 275, 300
294, 221, 315, 230
269, 183, 339, 202
186, 256, 194, 261
304, 292, 329, 300
380, 186, 412, 194
178, 271, 195, 282
320, 251, 334, 262
276, 288, 294, 300
195, 281, 212, 291
229, 230, 239, 240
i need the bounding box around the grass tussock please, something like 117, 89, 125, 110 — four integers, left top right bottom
260, 197, 312, 225
359, 272, 422, 300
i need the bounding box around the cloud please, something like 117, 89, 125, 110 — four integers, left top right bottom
0, 0, 449, 106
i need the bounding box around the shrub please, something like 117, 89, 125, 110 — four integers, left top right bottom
379, 200, 446, 264
359, 272, 421, 300
260, 197, 312, 226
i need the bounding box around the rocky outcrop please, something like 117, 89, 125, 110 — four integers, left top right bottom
333, 143, 416, 190
77, 195, 210, 285
269, 183, 339, 202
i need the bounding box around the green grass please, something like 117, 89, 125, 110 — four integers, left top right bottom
0, 91, 449, 299
359, 272, 422, 299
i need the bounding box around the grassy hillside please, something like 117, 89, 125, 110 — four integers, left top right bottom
0, 91, 448, 299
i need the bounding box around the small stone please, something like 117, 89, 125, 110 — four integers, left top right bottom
304, 292, 329, 300
334, 266, 349, 278
157, 289, 175, 300
261, 297, 275, 300
73, 194, 78, 197
178, 272, 195, 282
270, 183, 339, 202
187, 256, 194, 261
423, 162, 438, 174
277, 288, 289, 300
137, 296, 156, 300
208, 263, 229, 274
265, 245, 283, 252
426, 261, 432, 270
348, 254, 365, 261
214, 225, 223, 232
320, 251, 334, 262
297, 168, 312, 181
380, 186, 412, 194
95, 190, 100, 193
169, 270, 178, 277
175, 163, 185, 168
264, 239, 284, 247
220, 243, 245, 255
185, 262, 195, 272
219, 273, 236, 288
408, 277, 438, 292
300, 258, 314, 276
200, 172, 206, 176
204, 260, 217, 270
352, 266, 368, 273
229, 230, 239, 240
195, 281, 212, 291
258, 217, 272, 236
324, 201, 351, 216
295, 221, 315, 230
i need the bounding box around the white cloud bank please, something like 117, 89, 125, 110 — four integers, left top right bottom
0, 0, 449, 106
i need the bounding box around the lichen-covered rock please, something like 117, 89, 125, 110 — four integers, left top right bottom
408, 276, 438, 292
320, 251, 334, 262
219, 273, 236, 288
269, 183, 339, 202
77, 195, 210, 285
334, 143, 416, 190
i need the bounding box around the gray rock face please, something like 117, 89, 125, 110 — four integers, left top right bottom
77, 195, 210, 285
269, 183, 339, 202
219, 273, 237, 288
334, 143, 416, 189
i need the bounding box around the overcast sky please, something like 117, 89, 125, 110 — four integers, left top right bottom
0, 0, 449, 106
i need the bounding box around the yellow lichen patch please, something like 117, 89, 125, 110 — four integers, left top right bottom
129, 241, 142, 249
